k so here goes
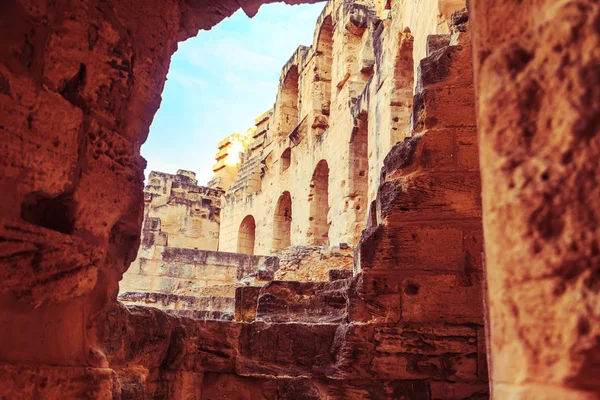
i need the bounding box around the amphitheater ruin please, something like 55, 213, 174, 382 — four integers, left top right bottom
1, 0, 599, 398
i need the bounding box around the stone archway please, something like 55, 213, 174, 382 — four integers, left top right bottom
277, 65, 300, 137
272, 191, 292, 252
307, 160, 330, 246
237, 215, 256, 255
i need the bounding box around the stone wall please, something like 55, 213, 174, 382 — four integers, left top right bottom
101, 11, 489, 399
274, 244, 354, 282
143, 170, 223, 250
217, 1, 378, 254
216, 0, 470, 257
2, 0, 597, 397
119, 247, 277, 308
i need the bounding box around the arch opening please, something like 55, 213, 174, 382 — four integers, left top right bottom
272, 191, 292, 252
237, 215, 256, 255
315, 16, 333, 119
280, 148, 292, 172
277, 66, 300, 137
307, 160, 330, 246
349, 113, 369, 242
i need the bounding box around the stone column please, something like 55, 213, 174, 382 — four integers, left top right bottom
471, 1, 600, 397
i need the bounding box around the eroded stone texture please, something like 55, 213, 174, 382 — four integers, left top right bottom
0, 0, 321, 393
274, 244, 354, 281
471, 0, 600, 396
0, 0, 511, 398
255, 279, 350, 323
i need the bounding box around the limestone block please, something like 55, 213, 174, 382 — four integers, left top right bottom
236, 322, 338, 377
234, 286, 261, 322
0, 364, 115, 400
400, 273, 484, 324
256, 280, 349, 323
329, 323, 479, 382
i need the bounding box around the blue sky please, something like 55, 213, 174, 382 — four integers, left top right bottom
141, 2, 327, 185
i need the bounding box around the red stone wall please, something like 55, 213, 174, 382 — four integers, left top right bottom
472, 0, 600, 397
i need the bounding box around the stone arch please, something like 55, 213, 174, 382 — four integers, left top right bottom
315, 15, 333, 119
237, 215, 256, 255
272, 191, 292, 252
307, 160, 330, 246
280, 147, 291, 173
277, 65, 300, 137
348, 112, 369, 242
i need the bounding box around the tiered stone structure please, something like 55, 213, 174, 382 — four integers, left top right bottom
143, 170, 222, 250
1, 0, 599, 398
114, 2, 488, 397
217, 3, 377, 253
119, 170, 282, 313
208, 131, 253, 192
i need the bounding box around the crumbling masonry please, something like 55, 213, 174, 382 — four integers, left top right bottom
1, 0, 600, 398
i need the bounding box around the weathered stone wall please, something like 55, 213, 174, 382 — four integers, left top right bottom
471, 0, 600, 397
142, 170, 222, 251
102, 12, 489, 399
118, 169, 246, 311
217, 0, 470, 257
119, 246, 277, 309
0, 0, 320, 387
2, 0, 597, 397
218, 1, 378, 254
274, 244, 354, 281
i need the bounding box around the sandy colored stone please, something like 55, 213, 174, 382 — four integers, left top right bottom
13, 0, 600, 396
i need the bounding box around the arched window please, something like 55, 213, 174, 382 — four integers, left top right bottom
307, 160, 330, 246
280, 148, 291, 172
272, 191, 292, 252
237, 215, 256, 255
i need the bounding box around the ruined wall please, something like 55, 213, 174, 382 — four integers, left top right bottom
218, 1, 379, 254
118, 247, 277, 319
274, 244, 354, 282
118, 169, 283, 311
2, 0, 596, 396
217, 0, 469, 257
208, 131, 252, 192
101, 10, 488, 399
119, 247, 276, 307
142, 170, 222, 250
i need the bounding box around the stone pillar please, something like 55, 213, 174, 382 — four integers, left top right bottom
471, 1, 600, 397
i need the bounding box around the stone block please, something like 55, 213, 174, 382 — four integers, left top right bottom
430, 382, 489, 399
165, 319, 241, 373
377, 171, 482, 222
426, 34, 451, 56
330, 324, 478, 382
236, 322, 338, 377
325, 379, 431, 400
357, 224, 476, 272
256, 280, 349, 323
235, 286, 261, 322
348, 273, 402, 323
0, 364, 115, 399
455, 127, 479, 170
329, 269, 353, 281
401, 273, 485, 324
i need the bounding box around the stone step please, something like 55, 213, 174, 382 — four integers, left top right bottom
254, 279, 351, 323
